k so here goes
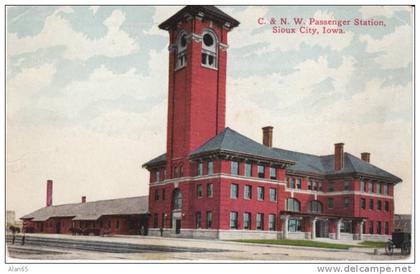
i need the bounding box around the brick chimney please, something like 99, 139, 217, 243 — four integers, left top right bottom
334, 143, 344, 171
81, 196, 86, 203
46, 180, 53, 207
262, 126, 273, 147
361, 152, 370, 163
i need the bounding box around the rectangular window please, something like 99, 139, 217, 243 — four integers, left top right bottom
269, 188, 277, 202
360, 180, 365, 192
257, 165, 265, 178
377, 221, 382, 234
296, 178, 302, 189
245, 162, 252, 177
328, 182, 334, 192
231, 161, 239, 176
308, 180, 313, 190
207, 161, 214, 175
257, 186, 265, 200
270, 167, 276, 180
197, 162, 203, 176
156, 171, 160, 182
318, 182, 323, 192
289, 178, 295, 188
344, 180, 350, 191
231, 184, 239, 199
116, 220, 120, 230
230, 212, 238, 229
369, 199, 374, 210
244, 185, 252, 200
162, 189, 165, 200
288, 219, 302, 232
384, 184, 389, 195
377, 200, 382, 210
153, 214, 158, 228
195, 212, 202, 229
385, 222, 389, 234
385, 201, 389, 211
206, 211, 212, 228
369, 221, 374, 234
207, 183, 213, 198
378, 183, 383, 194
368, 182, 373, 193
343, 197, 350, 208
268, 214, 276, 231
243, 212, 251, 230
327, 198, 334, 209
360, 198, 366, 209
340, 221, 352, 233
256, 213, 264, 230
197, 184, 203, 198
154, 189, 160, 201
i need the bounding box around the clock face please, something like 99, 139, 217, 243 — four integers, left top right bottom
203, 33, 214, 47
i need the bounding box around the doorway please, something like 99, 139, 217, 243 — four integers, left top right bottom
316, 220, 328, 238
55, 221, 61, 233
175, 219, 181, 234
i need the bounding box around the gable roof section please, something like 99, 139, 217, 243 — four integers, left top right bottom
21, 196, 149, 221
190, 127, 294, 165
142, 153, 166, 168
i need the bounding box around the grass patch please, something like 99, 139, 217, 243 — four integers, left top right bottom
357, 241, 386, 248
230, 239, 356, 250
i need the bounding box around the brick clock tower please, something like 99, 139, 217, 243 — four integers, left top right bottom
159, 6, 239, 179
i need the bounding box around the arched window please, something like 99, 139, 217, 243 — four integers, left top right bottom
286, 198, 300, 212
172, 188, 182, 210
176, 31, 188, 69
309, 200, 323, 213
201, 30, 217, 68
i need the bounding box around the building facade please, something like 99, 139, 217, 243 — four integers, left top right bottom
143, 6, 402, 241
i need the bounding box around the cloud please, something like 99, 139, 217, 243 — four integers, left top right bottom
359, 25, 412, 69
144, 6, 182, 35
7, 9, 138, 60
89, 6, 100, 15
359, 6, 412, 18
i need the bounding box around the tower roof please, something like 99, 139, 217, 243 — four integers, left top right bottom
159, 5, 240, 30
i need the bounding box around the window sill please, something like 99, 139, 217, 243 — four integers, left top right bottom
201, 64, 218, 70
175, 65, 187, 72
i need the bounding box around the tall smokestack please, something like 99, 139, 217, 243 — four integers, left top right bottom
334, 143, 344, 171
262, 126, 273, 148
46, 180, 53, 207
81, 196, 86, 203
361, 152, 370, 163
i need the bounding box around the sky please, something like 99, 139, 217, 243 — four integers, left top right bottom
6, 6, 413, 218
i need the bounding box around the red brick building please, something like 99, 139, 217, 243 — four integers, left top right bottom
143, 6, 402, 241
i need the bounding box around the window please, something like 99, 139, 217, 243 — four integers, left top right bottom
176, 32, 187, 69
197, 184, 203, 198
268, 214, 276, 231
174, 166, 179, 178
377, 221, 382, 234
207, 183, 213, 198
385, 222, 389, 234
327, 198, 334, 209
245, 162, 252, 177
256, 213, 264, 230
344, 180, 350, 191
360, 180, 365, 192
308, 180, 313, 190
231, 161, 239, 176
197, 162, 203, 176
368, 182, 373, 193
377, 200, 382, 210
207, 161, 214, 175
153, 214, 158, 228
270, 167, 276, 180
369, 221, 374, 234
162, 189, 166, 200
287, 198, 300, 212
288, 219, 302, 232
230, 212, 238, 229
156, 171, 160, 182
309, 200, 323, 213
369, 199, 374, 210
378, 183, 383, 194
179, 165, 183, 177
243, 213, 251, 230
195, 212, 202, 229
231, 184, 239, 199
328, 182, 334, 192
269, 188, 277, 202
257, 186, 265, 200
318, 182, 323, 192
296, 178, 302, 189
289, 178, 295, 188
244, 185, 252, 200
384, 184, 389, 195
257, 165, 265, 178
154, 189, 160, 201
340, 221, 352, 233
206, 211, 212, 228
201, 31, 217, 68
343, 197, 350, 208
116, 220, 120, 230
385, 201, 389, 212
360, 198, 366, 209
172, 188, 182, 210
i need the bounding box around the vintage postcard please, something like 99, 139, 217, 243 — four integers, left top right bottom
4, 3, 415, 272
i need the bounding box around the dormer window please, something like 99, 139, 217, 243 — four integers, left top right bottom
201, 30, 217, 69
176, 31, 187, 70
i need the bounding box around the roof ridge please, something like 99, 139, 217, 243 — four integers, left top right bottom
273, 147, 321, 158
